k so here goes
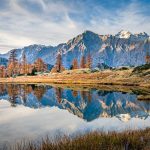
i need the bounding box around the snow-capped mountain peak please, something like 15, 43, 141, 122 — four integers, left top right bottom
116, 114, 131, 122
0, 30, 149, 68
115, 30, 132, 39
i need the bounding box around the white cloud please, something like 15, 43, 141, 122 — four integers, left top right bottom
0, 0, 85, 53
0, 0, 149, 53
88, 1, 150, 35
0, 100, 149, 147
0, 31, 36, 51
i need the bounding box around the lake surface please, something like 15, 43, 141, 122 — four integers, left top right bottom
0, 84, 150, 148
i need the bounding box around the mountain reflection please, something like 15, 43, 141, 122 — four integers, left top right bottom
0, 84, 149, 122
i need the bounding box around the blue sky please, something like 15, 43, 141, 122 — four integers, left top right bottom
0, 0, 150, 53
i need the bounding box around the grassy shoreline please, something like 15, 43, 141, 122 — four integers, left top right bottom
0, 68, 150, 100
0, 68, 150, 86
5, 128, 150, 150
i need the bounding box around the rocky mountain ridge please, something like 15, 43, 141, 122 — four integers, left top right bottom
0, 30, 149, 68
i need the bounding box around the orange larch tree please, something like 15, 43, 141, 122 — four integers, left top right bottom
21, 52, 28, 75
51, 52, 65, 73
34, 58, 47, 72
55, 53, 62, 72
72, 58, 78, 69
80, 56, 86, 68
7, 50, 19, 76
86, 54, 92, 69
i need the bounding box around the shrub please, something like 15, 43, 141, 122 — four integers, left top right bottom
118, 67, 129, 70
132, 64, 150, 73
51, 67, 57, 73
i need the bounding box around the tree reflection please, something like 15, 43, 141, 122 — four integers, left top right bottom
80, 90, 92, 103
33, 86, 47, 100
5, 84, 48, 105
80, 91, 86, 101
87, 91, 92, 102
7, 84, 19, 107
72, 90, 78, 97
55, 87, 63, 103
0, 84, 7, 96
19, 85, 33, 103
2, 84, 92, 106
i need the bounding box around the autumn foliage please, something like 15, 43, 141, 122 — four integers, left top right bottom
72, 59, 78, 69
80, 56, 86, 68
7, 50, 19, 76
0, 50, 48, 78
51, 52, 65, 73
86, 54, 92, 69
80, 54, 92, 69
34, 58, 47, 72
0, 66, 6, 78
0, 50, 93, 77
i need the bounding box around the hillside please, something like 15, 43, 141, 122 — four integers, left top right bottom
0, 30, 149, 68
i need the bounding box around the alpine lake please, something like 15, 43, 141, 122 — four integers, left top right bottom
0, 83, 150, 148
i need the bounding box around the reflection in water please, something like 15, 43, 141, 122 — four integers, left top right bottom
72, 90, 78, 97
33, 85, 47, 101
0, 84, 149, 122
55, 87, 63, 103
7, 84, 19, 107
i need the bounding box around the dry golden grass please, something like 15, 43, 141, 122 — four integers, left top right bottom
0, 68, 149, 88
5, 128, 150, 150
0, 69, 149, 100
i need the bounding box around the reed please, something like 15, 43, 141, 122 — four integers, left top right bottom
4, 128, 150, 150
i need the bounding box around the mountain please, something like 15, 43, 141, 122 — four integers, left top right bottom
0, 57, 8, 66
0, 30, 149, 68
0, 44, 64, 65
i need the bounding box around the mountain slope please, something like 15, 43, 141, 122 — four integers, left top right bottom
0, 57, 8, 66
0, 30, 149, 68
